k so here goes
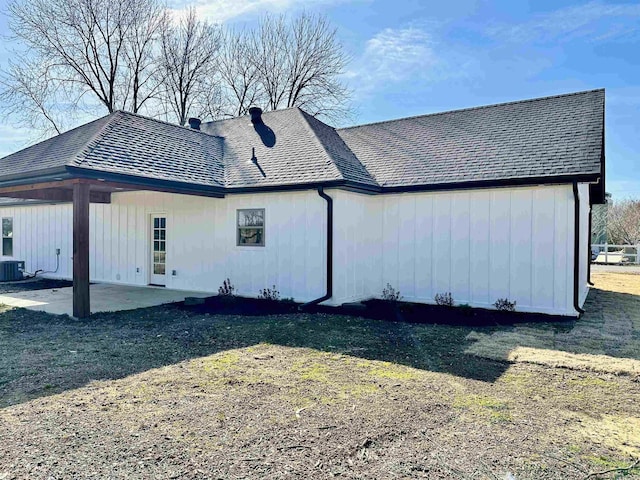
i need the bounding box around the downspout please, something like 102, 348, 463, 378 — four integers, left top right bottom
587, 205, 594, 286
300, 187, 333, 309
573, 182, 585, 316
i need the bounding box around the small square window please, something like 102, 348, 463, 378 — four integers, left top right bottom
237, 209, 265, 246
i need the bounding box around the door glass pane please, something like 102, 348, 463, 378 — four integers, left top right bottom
2, 218, 12, 237
152, 216, 167, 278
3, 238, 12, 257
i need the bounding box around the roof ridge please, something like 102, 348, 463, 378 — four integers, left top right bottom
203, 106, 301, 127
295, 108, 345, 182
114, 110, 223, 139
71, 111, 121, 166
299, 109, 380, 186
337, 88, 605, 131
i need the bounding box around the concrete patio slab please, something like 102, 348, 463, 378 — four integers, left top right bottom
0, 283, 210, 316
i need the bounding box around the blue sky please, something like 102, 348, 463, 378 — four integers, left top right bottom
0, 0, 638, 199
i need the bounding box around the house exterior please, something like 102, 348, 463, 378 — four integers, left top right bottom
0, 89, 605, 317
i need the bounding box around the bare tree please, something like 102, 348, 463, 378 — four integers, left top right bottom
159, 7, 220, 126
2, 0, 164, 131
607, 199, 640, 245
247, 13, 351, 122
591, 194, 610, 244
0, 60, 64, 137
122, 0, 166, 114
216, 29, 264, 118
1, 3, 353, 135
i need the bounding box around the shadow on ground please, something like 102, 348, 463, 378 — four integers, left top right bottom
465, 287, 640, 373
1, 278, 638, 408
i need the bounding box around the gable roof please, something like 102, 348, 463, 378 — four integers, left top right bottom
337, 89, 604, 189
0, 89, 605, 197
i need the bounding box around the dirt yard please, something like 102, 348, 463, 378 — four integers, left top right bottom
1, 273, 639, 479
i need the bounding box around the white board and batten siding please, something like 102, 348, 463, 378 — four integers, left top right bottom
0, 183, 590, 316
330, 184, 590, 316
0, 190, 326, 303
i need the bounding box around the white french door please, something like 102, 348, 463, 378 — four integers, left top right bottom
150, 214, 167, 286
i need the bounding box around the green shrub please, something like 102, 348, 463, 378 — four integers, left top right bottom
435, 292, 454, 307
494, 298, 516, 312
218, 278, 235, 296
259, 285, 280, 301
382, 283, 402, 302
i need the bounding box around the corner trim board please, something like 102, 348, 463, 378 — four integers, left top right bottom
573, 182, 585, 316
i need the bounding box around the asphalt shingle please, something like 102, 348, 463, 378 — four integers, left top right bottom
336, 89, 604, 188
201, 108, 349, 188
74, 112, 225, 187
0, 90, 605, 193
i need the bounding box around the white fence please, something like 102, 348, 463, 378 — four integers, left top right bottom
591, 244, 640, 265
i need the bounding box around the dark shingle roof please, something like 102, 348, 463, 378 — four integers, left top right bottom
0, 111, 225, 187
337, 89, 604, 188
299, 110, 377, 187
201, 107, 377, 188
0, 115, 112, 179
73, 111, 224, 187
0, 89, 604, 193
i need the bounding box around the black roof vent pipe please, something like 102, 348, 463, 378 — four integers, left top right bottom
188, 118, 201, 130
249, 106, 263, 125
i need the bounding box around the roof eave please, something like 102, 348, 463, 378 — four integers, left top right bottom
65, 166, 226, 198
0, 166, 74, 188
379, 173, 602, 194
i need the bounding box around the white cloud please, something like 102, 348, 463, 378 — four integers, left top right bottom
362, 27, 437, 82
345, 24, 473, 97
346, 26, 444, 94
168, 0, 356, 23
486, 1, 640, 43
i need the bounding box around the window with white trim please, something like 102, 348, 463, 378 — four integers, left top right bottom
2, 217, 13, 257
237, 209, 265, 246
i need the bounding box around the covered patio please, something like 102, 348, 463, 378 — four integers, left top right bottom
0, 282, 208, 316
0, 176, 223, 318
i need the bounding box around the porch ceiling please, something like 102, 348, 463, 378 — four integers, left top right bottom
0, 176, 225, 204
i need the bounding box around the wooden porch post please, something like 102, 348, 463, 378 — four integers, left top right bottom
73, 182, 90, 318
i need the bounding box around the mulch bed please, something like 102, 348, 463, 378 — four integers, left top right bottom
184, 294, 567, 327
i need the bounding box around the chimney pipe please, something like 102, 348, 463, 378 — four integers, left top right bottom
188, 117, 201, 130
249, 107, 263, 125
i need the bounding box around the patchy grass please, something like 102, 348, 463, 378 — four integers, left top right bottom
0, 273, 639, 478
465, 272, 640, 376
